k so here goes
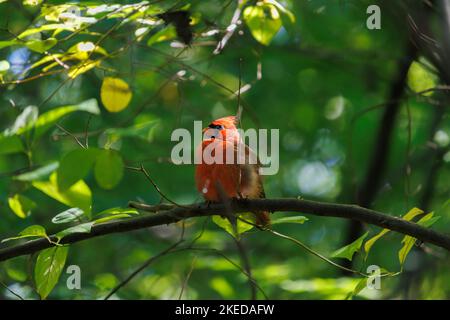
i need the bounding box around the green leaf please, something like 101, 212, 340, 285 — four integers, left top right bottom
57, 148, 99, 190
0, 60, 10, 73
56, 222, 94, 241
8, 194, 37, 219
212, 212, 255, 239
407, 59, 438, 96
364, 207, 424, 257
94, 149, 124, 189
95, 207, 139, 216
94, 214, 133, 224
100, 77, 133, 113
103, 120, 159, 143
25, 38, 57, 53
399, 212, 439, 267
14, 162, 59, 181
243, 3, 282, 45
147, 25, 177, 46
1, 224, 48, 243
271, 216, 308, 225
93, 207, 138, 224
4, 105, 38, 136
32, 172, 92, 216
52, 207, 84, 224
0, 99, 99, 155
34, 246, 69, 299
345, 278, 367, 300
331, 232, 369, 261
68, 60, 100, 79
0, 40, 19, 50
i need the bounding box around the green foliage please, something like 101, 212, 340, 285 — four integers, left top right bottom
2, 225, 48, 243
8, 194, 36, 219
212, 213, 255, 239
0, 0, 448, 301
34, 246, 69, 299
33, 173, 92, 216
94, 149, 124, 190
331, 232, 369, 261
57, 148, 100, 190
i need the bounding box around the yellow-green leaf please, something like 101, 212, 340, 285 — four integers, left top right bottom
212, 212, 255, 239
398, 212, 440, 267
407, 60, 438, 96
35, 246, 69, 299
364, 207, 424, 256
32, 172, 92, 216
68, 60, 100, 79
243, 3, 282, 45
100, 77, 132, 112
331, 232, 369, 261
8, 194, 36, 219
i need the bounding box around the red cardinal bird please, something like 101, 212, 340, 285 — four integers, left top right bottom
195, 116, 270, 227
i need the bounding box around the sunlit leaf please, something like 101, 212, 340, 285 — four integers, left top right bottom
56, 222, 94, 240
407, 59, 438, 96
243, 4, 282, 45
94, 213, 133, 224
1, 224, 48, 243
14, 162, 59, 181
0, 60, 10, 73
32, 172, 92, 216
52, 207, 84, 224
271, 216, 308, 225
94, 149, 124, 189
35, 246, 69, 299
57, 148, 99, 190
212, 212, 255, 239
95, 207, 139, 216
25, 38, 57, 53
8, 194, 37, 219
147, 25, 177, 46
4, 105, 38, 136
100, 77, 133, 112
399, 212, 440, 267
345, 278, 367, 300
364, 207, 424, 257
331, 232, 369, 261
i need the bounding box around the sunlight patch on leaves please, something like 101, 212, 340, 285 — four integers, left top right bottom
271, 215, 308, 225
2, 225, 48, 243
94, 149, 124, 189
243, 3, 282, 45
331, 232, 369, 261
52, 207, 84, 224
364, 207, 424, 257
32, 172, 92, 216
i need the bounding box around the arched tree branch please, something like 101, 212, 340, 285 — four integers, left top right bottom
0, 198, 449, 263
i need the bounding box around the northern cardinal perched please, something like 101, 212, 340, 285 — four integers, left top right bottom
195, 116, 270, 227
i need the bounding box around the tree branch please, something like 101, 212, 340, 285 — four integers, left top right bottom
0, 198, 449, 263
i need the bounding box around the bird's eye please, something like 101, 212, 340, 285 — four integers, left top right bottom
208, 124, 223, 130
